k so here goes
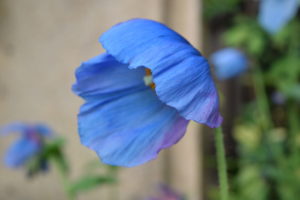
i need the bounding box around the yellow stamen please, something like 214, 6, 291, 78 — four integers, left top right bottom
145, 68, 152, 76
149, 82, 156, 89
144, 68, 156, 89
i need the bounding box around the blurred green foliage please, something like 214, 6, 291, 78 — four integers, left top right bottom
204, 0, 240, 20
223, 17, 268, 57
25, 137, 118, 200
204, 0, 300, 199
69, 173, 116, 196
69, 161, 118, 197
26, 137, 68, 177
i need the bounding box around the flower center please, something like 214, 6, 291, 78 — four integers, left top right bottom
144, 68, 155, 89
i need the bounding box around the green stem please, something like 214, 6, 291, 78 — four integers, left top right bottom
110, 167, 119, 200
252, 66, 273, 130
252, 66, 286, 165
52, 156, 75, 200
288, 102, 300, 157
215, 127, 229, 200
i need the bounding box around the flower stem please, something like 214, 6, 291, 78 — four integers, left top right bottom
252, 66, 273, 130
215, 127, 229, 200
52, 156, 75, 200
288, 102, 300, 157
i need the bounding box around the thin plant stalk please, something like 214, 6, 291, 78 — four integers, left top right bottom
52, 156, 75, 200
215, 127, 229, 200
252, 66, 273, 130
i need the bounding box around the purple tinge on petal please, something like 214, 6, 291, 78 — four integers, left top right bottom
73, 54, 189, 167
258, 0, 299, 34
99, 18, 222, 128
145, 184, 185, 200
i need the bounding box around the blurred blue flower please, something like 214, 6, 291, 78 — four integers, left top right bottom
210, 48, 248, 80
271, 92, 286, 105
145, 184, 184, 200
72, 18, 222, 167
258, 0, 299, 34
0, 122, 52, 168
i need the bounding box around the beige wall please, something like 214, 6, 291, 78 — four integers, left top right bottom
0, 0, 204, 199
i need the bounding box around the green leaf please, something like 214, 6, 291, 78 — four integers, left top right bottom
42, 137, 69, 174
266, 55, 300, 100
24, 137, 67, 177
204, 0, 240, 20
234, 165, 269, 200
223, 16, 267, 56
69, 175, 116, 195
272, 20, 300, 51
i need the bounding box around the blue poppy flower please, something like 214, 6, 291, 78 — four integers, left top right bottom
72, 18, 222, 167
0, 122, 52, 168
258, 0, 299, 34
210, 48, 248, 80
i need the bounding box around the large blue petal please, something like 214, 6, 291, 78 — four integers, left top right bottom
4, 137, 40, 168
79, 90, 189, 167
259, 0, 299, 34
99, 19, 222, 128
73, 55, 189, 166
210, 48, 248, 80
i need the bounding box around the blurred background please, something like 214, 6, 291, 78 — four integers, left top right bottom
0, 0, 299, 200
0, 0, 202, 199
